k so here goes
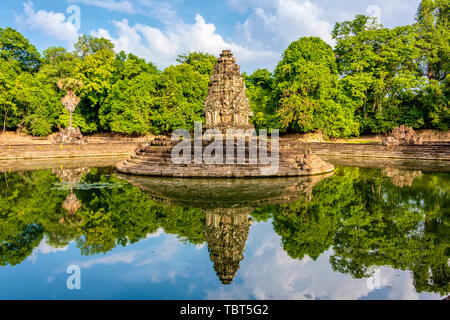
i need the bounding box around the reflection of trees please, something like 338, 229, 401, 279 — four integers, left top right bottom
259, 167, 449, 295
118, 173, 330, 284
0, 170, 67, 265
0, 166, 448, 294
0, 168, 206, 259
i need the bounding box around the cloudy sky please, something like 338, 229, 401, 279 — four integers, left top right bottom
0, 0, 422, 72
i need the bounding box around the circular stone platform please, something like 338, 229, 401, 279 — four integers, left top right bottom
115, 137, 335, 178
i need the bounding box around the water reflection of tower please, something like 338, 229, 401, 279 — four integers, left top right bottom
204, 207, 252, 284
117, 173, 333, 285
52, 167, 90, 218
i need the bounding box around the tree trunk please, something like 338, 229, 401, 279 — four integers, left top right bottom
2, 106, 7, 134
427, 63, 434, 80
69, 111, 72, 127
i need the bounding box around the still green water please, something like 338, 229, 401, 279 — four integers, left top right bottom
0, 165, 448, 299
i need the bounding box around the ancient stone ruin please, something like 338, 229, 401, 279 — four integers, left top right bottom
116, 49, 334, 177
381, 167, 422, 188
204, 50, 253, 130
382, 125, 423, 147
52, 126, 88, 144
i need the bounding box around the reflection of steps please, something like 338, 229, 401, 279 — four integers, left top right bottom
116, 138, 334, 177
304, 142, 450, 161
117, 172, 333, 208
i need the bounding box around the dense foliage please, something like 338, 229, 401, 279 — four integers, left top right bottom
245, 0, 449, 136
0, 0, 448, 137
252, 167, 450, 295
0, 166, 447, 294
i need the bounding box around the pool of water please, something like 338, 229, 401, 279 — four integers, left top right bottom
0, 164, 448, 299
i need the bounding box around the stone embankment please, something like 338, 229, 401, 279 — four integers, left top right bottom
0, 142, 137, 161
1, 134, 449, 170
304, 141, 450, 161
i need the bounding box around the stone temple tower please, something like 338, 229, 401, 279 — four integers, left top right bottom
203, 50, 254, 130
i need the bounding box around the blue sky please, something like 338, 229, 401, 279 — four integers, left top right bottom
0, 0, 422, 72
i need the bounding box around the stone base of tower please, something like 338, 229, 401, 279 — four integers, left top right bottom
115, 137, 335, 178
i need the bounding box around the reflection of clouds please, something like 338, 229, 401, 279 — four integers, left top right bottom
69, 234, 179, 270
135, 238, 179, 266
204, 222, 443, 300
29, 238, 69, 263
196, 243, 205, 250
23, 220, 444, 299
76, 251, 138, 268
145, 228, 164, 239
121, 236, 192, 285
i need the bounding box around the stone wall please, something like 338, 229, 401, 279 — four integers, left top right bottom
305, 142, 450, 161
0, 143, 137, 161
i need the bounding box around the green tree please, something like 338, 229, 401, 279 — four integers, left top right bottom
414, 0, 450, 130
13, 72, 61, 136
416, 0, 450, 81
333, 15, 426, 134
273, 37, 359, 137
176, 51, 217, 76
149, 64, 209, 133
74, 35, 115, 58
0, 59, 18, 133
244, 69, 278, 130
0, 28, 41, 72
114, 51, 158, 81
39, 47, 80, 86
73, 48, 116, 132
100, 73, 158, 134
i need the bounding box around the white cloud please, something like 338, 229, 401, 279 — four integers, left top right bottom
91, 14, 277, 71
68, 0, 136, 14
145, 228, 164, 239
135, 237, 179, 266
14, 1, 79, 48
235, 0, 334, 49
196, 243, 205, 250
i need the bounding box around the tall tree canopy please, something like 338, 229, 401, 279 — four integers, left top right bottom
74, 35, 115, 58
333, 15, 426, 133
273, 37, 359, 137
0, 0, 448, 138
0, 27, 41, 72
